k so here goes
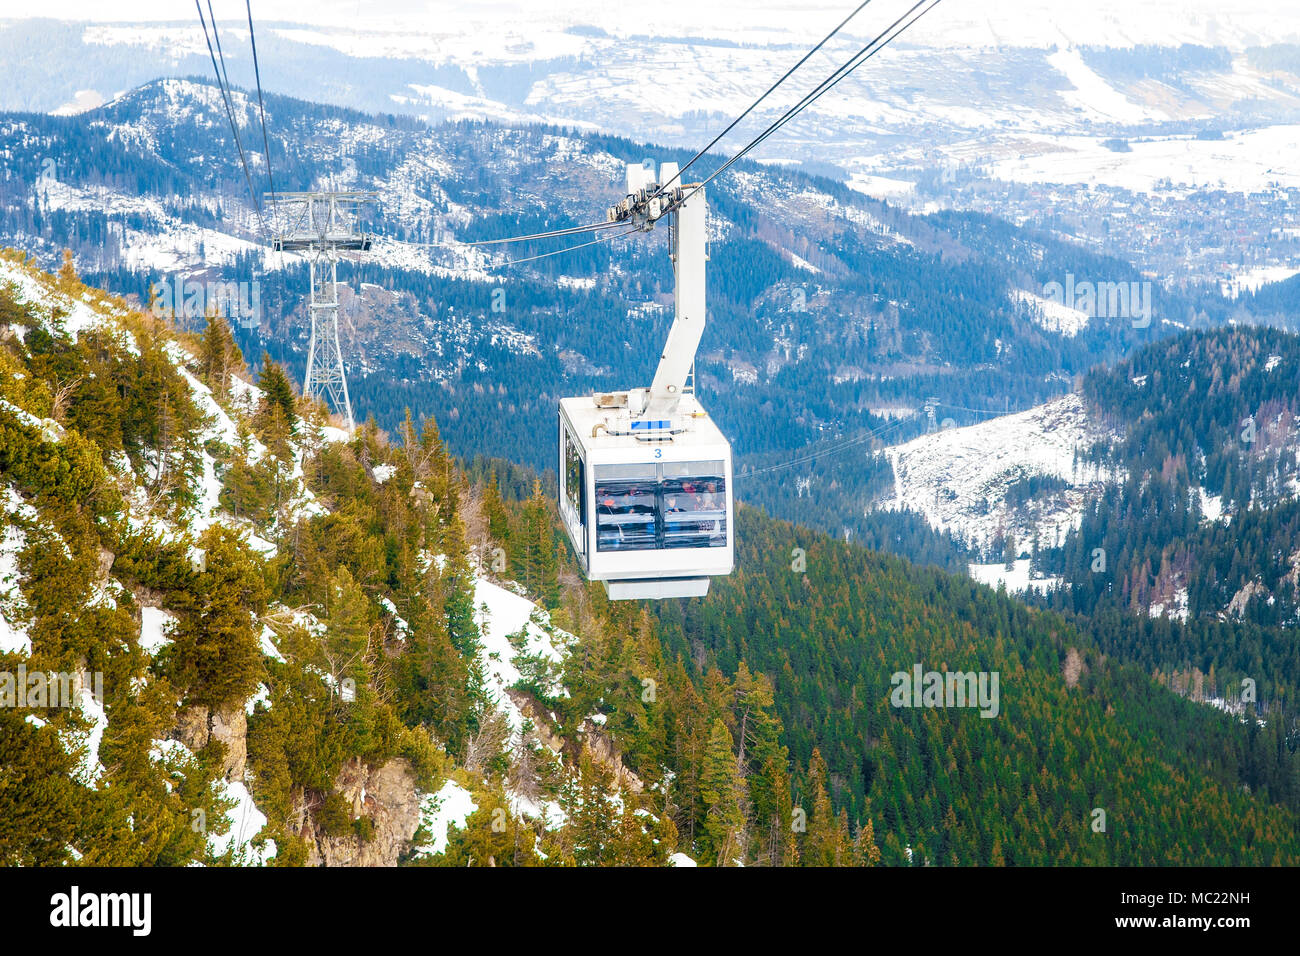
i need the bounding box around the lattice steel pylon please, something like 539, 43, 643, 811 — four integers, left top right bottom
270, 191, 376, 431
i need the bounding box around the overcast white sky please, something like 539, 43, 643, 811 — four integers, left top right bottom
5, 0, 1299, 49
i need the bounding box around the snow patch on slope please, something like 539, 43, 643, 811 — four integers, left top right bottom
1048, 48, 1164, 125
970, 559, 1060, 595
0, 514, 30, 657
139, 606, 176, 656
415, 779, 478, 857
1014, 289, 1092, 337
472, 572, 569, 736
209, 779, 275, 866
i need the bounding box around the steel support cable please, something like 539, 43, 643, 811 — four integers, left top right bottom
726, 0, 944, 175
467, 221, 626, 245
245, 0, 279, 233
208, 1, 263, 216
372, 6, 892, 253
390, 2, 885, 250
379, 219, 626, 249
939, 401, 1019, 417
196, 0, 270, 242
678, 0, 944, 207
208, 1, 238, 111
486, 225, 642, 270
654, 0, 878, 199
740, 414, 916, 478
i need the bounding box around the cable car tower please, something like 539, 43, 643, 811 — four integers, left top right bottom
270, 191, 376, 431
557, 162, 734, 600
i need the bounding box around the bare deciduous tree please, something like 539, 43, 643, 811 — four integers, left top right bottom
1063, 647, 1084, 689
464, 708, 511, 775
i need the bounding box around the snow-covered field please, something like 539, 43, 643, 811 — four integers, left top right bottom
990, 127, 1300, 195
969, 559, 1060, 595
1221, 265, 1300, 299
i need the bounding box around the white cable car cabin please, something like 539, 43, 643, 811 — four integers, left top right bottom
558, 161, 734, 601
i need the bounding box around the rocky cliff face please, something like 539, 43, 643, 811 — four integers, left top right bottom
303, 758, 422, 868
174, 703, 248, 781
509, 689, 644, 795
175, 698, 421, 866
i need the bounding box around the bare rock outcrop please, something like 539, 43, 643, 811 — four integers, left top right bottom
304, 758, 422, 867
507, 688, 644, 794
172, 703, 248, 780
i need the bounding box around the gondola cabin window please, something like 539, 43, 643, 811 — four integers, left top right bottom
561, 426, 586, 557
661, 460, 727, 549
595, 460, 727, 553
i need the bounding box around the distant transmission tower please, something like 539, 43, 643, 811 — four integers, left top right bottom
270, 191, 376, 430
924, 397, 939, 433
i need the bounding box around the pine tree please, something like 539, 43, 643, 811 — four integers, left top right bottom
482, 471, 510, 546
561, 750, 619, 866
168, 526, 267, 709
802, 747, 847, 866
441, 510, 480, 657
700, 718, 747, 866
510, 479, 558, 606
439, 791, 540, 867
854, 813, 882, 866
257, 354, 298, 436
199, 315, 244, 401
58, 249, 77, 287
321, 566, 374, 694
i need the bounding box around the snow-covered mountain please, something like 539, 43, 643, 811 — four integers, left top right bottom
30, 0, 1300, 49
877, 392, 1117, 556
10, 3, 1300, 301
8, 5, 1300, 202
7, 75, 1189, 478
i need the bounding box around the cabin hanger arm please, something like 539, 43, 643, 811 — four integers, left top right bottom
607, 162, 708, 422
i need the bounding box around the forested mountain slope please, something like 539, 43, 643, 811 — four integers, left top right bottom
1044, 326, 1300, 624
831, 324, 1300, 732
0, 250, 680, 866
654, 508, 1300, 865
0, 77, 1235, 478
2, 254, 1296, 866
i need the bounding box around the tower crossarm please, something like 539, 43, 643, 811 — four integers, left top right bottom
269, 190, 377, 432
269, 191, 377, 253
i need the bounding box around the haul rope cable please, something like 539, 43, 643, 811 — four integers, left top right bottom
245, 0, 279, 233
478, 0, 944, 262
675, 0, 945, 210
653, 0, 879, 199
381, 1, 940, 258
482, 0, 887, 246
196, 0, 270, 243
684, 0, 943, 201
481, 0, 941, 268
